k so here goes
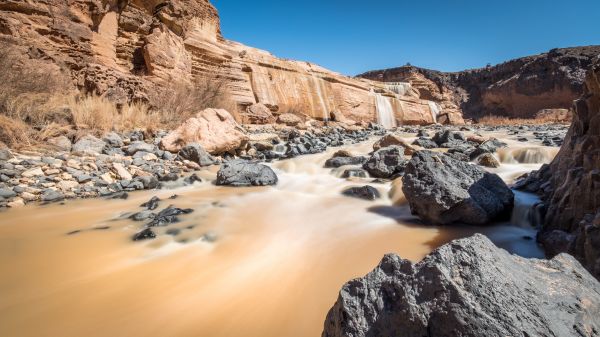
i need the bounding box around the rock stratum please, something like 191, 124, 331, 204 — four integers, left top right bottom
359, 46, 600, 120
519, 57, 600, 279
0, 0, 451, 126
322, 234, 600, 337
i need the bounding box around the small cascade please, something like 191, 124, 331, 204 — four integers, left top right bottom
385, 82, 412, 96
427, 101, 441, 124
497, 147, 559, 164
310, 74, 329, 120
374, 93, 397, 129
510, 190, 544, 228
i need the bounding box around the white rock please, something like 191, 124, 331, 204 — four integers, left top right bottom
7, 198, 25, 208
58, 180, 79, 191
21, 167, 45, 178
112, 162, 133, 180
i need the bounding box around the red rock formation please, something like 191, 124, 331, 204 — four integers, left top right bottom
0, 0, 446, 126
359, 46, 600, 120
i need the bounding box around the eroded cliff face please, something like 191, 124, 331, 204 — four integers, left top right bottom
538, 58, 600, 278
0, 0, 446, 126
359, 46, 600, 120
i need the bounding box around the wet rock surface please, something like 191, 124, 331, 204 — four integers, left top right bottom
322, 234, 600, 337
341, 186, 380, 201
216, 160, 278, 187
362, 146, 408, 179
402, 151, 514, 225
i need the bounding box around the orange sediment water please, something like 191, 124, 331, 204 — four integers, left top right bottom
0, 132, 555, 337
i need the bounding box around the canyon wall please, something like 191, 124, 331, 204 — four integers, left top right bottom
0, 0, 447, 126
529, 57, 600, 279
359, 46, 600, 120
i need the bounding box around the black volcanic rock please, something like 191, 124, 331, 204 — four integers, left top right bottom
402, 151, 513, 225
322, 234, 600, 337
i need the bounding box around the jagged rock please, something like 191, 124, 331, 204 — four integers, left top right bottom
72, 135, 106, 156
432, 129, 466, 145
178, 143, 216, 166
216, 160, 278, 186
402, 151, 513, 225
341, 186, 380, 200
140, 196, 161, 211
411, 137, 437, 149
322, 234, 600, 337
362, 146, 408, 179
146, 206, 194, 227
161, 109, 248, 155
41, 189, 64, 203
341, 169, 368, 178
132, 228, 156, 241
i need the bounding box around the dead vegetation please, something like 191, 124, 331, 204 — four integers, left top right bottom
0, 47, 238, 149
477, 115, 571, 126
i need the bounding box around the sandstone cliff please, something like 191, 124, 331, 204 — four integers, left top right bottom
359, 46, 600, 120
0, 0, 446, 126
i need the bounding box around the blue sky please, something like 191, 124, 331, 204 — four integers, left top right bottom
212, 0, 600, 75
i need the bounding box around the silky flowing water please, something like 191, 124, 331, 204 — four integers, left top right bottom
0, 130, 558, 337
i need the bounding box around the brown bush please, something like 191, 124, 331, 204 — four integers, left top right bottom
148, 75, 239, 127
0, 115, 33, 149
477, 115, 570, 126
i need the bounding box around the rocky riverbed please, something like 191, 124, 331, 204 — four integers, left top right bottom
0, 122, 573, 337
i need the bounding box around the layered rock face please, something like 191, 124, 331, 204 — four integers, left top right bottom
359, 46, 600, 119
0, 0, 443, 125
322, 234, 600, 337
527, 58, 600, 278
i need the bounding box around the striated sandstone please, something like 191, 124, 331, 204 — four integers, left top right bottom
0, 0, 441, 126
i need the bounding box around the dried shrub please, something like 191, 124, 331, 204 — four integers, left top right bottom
477, 115, 569, 126
148, 75, 239, 127
0, 115, 33, 149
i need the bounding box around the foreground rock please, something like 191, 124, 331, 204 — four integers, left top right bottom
322, 234, 600, 337
216, 160, 278, 186
160, 109, 248, 154
403, 151, 513, 225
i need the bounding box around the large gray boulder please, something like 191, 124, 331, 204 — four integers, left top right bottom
322, 234, 600, 337
402, 151, 513, 225
216, 159, 278, 187
362, 146, 407, 179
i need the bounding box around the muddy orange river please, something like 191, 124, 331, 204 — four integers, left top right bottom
0, 132, 558, 337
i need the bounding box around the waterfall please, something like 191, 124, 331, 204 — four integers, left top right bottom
310, 74, 329, 120
374, 93, 397, 129
427, 101, 441, 124
385, 82, 412, 96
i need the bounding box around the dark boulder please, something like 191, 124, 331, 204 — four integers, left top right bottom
325, 156, 367, 168
216, 160, 278, 187
132, 228, 156, 241
432, 129, 466, 145
141, 196, 160, 210
362, 146, 407, 179
341, 186, 380, 201
411, 137, 437, 149
402, 151, 513, 225
322, 234, 600, 337
178, 143, 216, 166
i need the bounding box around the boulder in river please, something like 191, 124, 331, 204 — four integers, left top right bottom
216, 159, 278, 187
431, 129, 466, 146
362, 146, 408, 179
341, 186, 380, 201
324, 155, 367, 168
402, 151, 513, 225
322, 234, 600, 337
373, 134, 416, 155
178, 143, 216, 167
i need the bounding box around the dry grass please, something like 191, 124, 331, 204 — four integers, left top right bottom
148, 76, 239, 126
477, 115, 570, 126
0, 115, 33, 148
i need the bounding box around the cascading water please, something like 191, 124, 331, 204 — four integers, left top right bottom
310, 74, 330, 120
385, 82, 412, 96
427, 101, 441, 124
497, 147, 559, 164
374, 93, 397, 129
